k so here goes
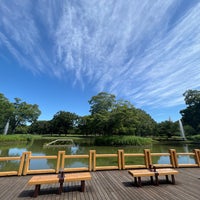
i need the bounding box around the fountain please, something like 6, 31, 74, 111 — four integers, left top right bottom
3, 119, 10, 135
178, 119, 186, 140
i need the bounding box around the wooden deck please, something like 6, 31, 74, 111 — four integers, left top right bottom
1, 168, 200, 200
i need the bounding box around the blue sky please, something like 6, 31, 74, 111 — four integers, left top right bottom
0, 0, 200, 123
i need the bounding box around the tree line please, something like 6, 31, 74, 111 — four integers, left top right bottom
0, 90, 200, 138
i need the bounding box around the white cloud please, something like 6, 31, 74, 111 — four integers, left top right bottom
0, 0, 200, 111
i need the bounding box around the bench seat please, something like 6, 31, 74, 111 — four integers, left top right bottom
28, 172, 91, 197
128, 168, 179, 186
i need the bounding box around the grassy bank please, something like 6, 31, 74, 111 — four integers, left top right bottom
0, 134, 152, 146
0, 134, 41, 144
94, 135, 152, 146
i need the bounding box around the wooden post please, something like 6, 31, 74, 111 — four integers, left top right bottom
169, 149, 178, 168
144, 149, 152, 168
93, 150, 96, 171
169, 149, 175, 168
89, 150, 94, 171
118, 150, 123, 170
61, 151, 65, 170
121, 149, 125, 170
194, 149, 200, 167
56, 151, 65, 173
18, 152, 26, 176
23, 152, 31, 175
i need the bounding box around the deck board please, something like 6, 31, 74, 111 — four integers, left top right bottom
1, 168, 200, 199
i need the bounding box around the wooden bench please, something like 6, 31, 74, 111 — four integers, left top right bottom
155, 168, 179, 185
28, 172, 91, 197
128, 169, 155, 187
128, 168, 179, 187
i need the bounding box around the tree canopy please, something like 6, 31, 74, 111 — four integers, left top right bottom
180, 89, 200, 132
0, 95, 41, 134
88, 92, 116, 115
85, 92, 157, 136
0, 93, 14, 133
50, 111, 78, 136
2, 90, 200, 137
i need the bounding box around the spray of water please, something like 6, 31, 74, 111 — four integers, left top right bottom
178, 119, 186, 140
3, 119, 10, 135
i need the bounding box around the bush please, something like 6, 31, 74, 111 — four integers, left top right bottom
0, 134, 33, 143
94, 135, 152, 146
189, 134, 200, 141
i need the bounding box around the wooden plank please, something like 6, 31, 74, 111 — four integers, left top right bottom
128, 169, 155, 177
28, 174, 59, 185
65, 172, 91, 182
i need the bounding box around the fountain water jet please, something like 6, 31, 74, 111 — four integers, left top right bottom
179, 119, 186, 140
3, 119, 10, 135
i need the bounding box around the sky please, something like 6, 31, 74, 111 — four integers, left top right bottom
0, 0, 200, 123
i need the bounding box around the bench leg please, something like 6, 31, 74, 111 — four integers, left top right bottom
171, 175, 175, 184
134, 177, 138, 186
81, 180, 85, 192
33, 184, 40, 198
58, 182, 64, 194
150, 176, 154, 184
155, 173, 159, 186
165, 175, 169, 183
137, 177, 142, 187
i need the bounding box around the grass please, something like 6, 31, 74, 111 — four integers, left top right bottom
0, 134, 152, 146
188, 134, 200, 142
0, 134, 42, 145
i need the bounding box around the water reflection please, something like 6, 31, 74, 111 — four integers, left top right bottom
157, 156, 171, 165
9, 148, 27, 156
70, 145, 79, 154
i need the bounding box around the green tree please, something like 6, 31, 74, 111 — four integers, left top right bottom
51, 111, 78, 136
0, 93, 14, 134
77, 115, 93, 135
9, 98, 41, 133
29, 120, 52, 135
135, 109, 157, 136
88, 92, 116, 115
180, 89, 200, 132
86, 93, 157, 136
109, 101, 156, 136
109, 100, 138, 135
157, 120, 178, 139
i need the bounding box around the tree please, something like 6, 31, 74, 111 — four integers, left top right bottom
29, 120, 52, 135
109, 100, 138, 135
0, 93, 14, 134
157, 120, 178, 139
77, 115, 92, 135
88, 92, 116, 115
135, 109, 157, 136
9, 98, 41, 133
51, 111, 78, 136
180, 90, 200, 132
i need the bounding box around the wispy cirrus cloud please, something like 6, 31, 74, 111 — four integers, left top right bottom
0, 0, 200, 111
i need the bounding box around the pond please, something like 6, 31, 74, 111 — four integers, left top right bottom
0, 139, 199, 171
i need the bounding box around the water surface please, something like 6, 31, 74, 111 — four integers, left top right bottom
0, 139, 199, 171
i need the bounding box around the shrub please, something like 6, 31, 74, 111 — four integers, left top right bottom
94, 135, 152, 146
